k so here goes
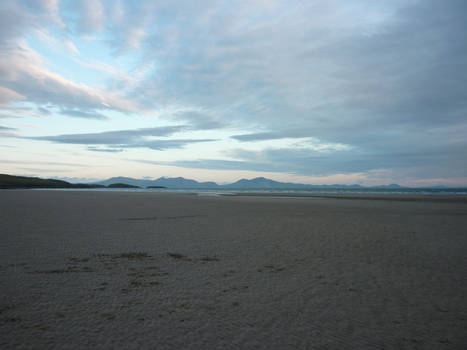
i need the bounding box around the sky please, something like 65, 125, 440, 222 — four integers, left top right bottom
1, 0, 466, 186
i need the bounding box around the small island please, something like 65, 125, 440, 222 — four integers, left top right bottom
107, 183, 140, 189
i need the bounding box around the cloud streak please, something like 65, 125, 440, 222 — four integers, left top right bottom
60, 109, 108, 120
231, 130, 310, 142
27, 126, 186, 145
24, 126, 218, 151
0, 125, 17, 136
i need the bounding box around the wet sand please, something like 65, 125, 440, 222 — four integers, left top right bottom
1, 190, 466, 349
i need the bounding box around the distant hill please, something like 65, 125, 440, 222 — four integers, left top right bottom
224, 177, 295, 189
151, 177, 219, 189
371, 184, 403, 189
223, 177, 365, 189
0, 174, 105, 189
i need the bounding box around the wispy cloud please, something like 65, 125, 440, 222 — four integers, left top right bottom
60, 109, 108, 120
77, 0, 105, 33
87, 147, 123, 153
0, 86, 24, 106
0, 125, 17, 136
27, 126, 185, 145
37, 107, 51, 116
32, 0, 65, 28
0, 44, 140, 112
171, 110, 228, 130
231, 130, 309, 142
0, 159, 84, 167
118, 138, 217, 151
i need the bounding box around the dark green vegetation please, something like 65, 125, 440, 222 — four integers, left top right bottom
0, 174, 139, 190
0, 174, 105, 189
107, 183, 140, 188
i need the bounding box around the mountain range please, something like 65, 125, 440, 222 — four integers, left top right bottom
2, 174, 461, 190
95, 176, 407, 189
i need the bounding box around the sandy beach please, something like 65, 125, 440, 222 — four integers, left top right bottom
1, 190, 466, 349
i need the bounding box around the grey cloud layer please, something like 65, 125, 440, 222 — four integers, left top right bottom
147, 0, 467, 131
131, 0, 467, 179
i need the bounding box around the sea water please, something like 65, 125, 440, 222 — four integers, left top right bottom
34, 187, 467, 196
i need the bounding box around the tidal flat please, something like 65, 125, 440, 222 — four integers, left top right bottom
1, 190, 466, 349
